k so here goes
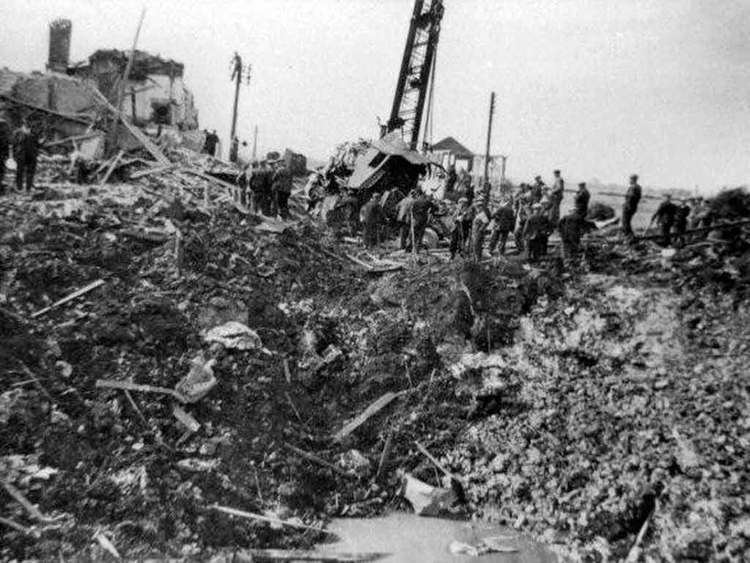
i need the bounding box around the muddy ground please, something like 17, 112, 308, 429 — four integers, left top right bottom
1, 181, 749, 561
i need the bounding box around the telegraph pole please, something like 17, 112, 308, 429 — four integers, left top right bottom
229, 52, 251, 162
483, 91, 496, 200
251, 125, 258, 161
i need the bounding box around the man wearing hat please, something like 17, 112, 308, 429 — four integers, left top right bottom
523, 203, 551, 262
449, 196, 474, 259
548, 169, 564, 227
574, 182, 590, 219
360, 191, 383, 248
531, 176, 545, 203
271, 158, 293, 219
649, 193, 677, 246
488, 197, 515, 255
622, 174, 642, 240
396, 189, 416, 250
250, 160, 272, 215
471, 200, 491, 260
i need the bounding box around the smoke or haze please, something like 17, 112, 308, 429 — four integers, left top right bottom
2, 0, 748, 191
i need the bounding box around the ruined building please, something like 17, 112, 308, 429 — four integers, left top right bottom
68, 49, 199, 131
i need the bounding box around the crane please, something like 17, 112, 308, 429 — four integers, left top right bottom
386, 0, 444, 151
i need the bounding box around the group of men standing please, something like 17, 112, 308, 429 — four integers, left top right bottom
236, 159, 293, 219
0, 117, 43, 196
447, 169, 592, 265
358, 188, 438, 251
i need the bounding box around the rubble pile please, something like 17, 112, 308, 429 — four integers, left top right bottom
2, 149, 749, 561
0, 158, 555, 559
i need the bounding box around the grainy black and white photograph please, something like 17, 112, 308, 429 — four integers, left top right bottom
0, 0, 748, 561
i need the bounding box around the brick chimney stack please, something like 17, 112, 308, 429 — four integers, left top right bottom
47, 18, 72, 72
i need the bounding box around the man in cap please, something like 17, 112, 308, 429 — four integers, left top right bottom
271, 158, 293, 219
12, 118, 42, 193
488, 197, 516, 255
574, 182, 590, 219
531, 176, 545, 203
523, 203, 551, 262
559, 211, 584, 268
649, 193, 677, 246
360, 191, 383, 248
471, 201, 491, 260
673, 199, 691, 247
449, 196, 474, 259
622, 174, 642, 240
407, 190, 437, 252
250, 160, 272, 215
514, 185, 534, 252
548, 169, 564, 227
396, 189, 416, 250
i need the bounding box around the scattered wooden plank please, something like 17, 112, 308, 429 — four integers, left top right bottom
0, 93, 92, 125
44, 132, 101, 148
334, 391, 403, 441
30, 279, 105, 318
87, 85, 170, 165
1, 480, 62, 523
180, 167, 237, 190
241, 548, 388, 562
414, 440, 454, 480
95, 379, 187, 403
284, 443, 351, 478
173, 405, 200, 433
99, 149, 125, 185
209, 504, 325, 532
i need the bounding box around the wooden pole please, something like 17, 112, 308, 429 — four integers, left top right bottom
251, 125, 258, 160
483, 91, 495, 201
229, 52, 242, 162
115, 8, 146, 114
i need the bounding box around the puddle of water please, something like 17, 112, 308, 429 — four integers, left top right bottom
320, 512, 557, 563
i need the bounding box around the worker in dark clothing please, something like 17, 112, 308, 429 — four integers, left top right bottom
548, 170, 564, 227
559, 212, 584, 268
407, 191, 437, 252
12, 120, 42, 193
514, 187, 533, 252
0, 117, 10, 195
673, 200, 691, 247
272, 160, 293, 219
622, 174, 642, 240
471, 203, 491, 261
523, 203, 551, 262
203, 129, 219, 156
236, 164, 250, 207
337, 188, 360, 235
449, 197, 473, 259
488, 198, 515, 255
531, 176, 545, 203
396, 190, 415, 250
650, 194, 677, 246
360, 192, 383, 248
574, 182, 590, 219
249, 161, 269, 215
445, 165, 457, 194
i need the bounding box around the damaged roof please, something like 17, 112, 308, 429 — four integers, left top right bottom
430, 136, 474, 158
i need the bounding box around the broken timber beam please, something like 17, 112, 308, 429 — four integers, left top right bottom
95, 379, 188, 403
99, 150, 125, 185
87, 86, 170, 165
333, 391, 404, 441
0, 94, 92, 125
30, 279, 105, 318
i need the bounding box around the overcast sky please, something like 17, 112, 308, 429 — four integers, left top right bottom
2, 0, 749, 191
